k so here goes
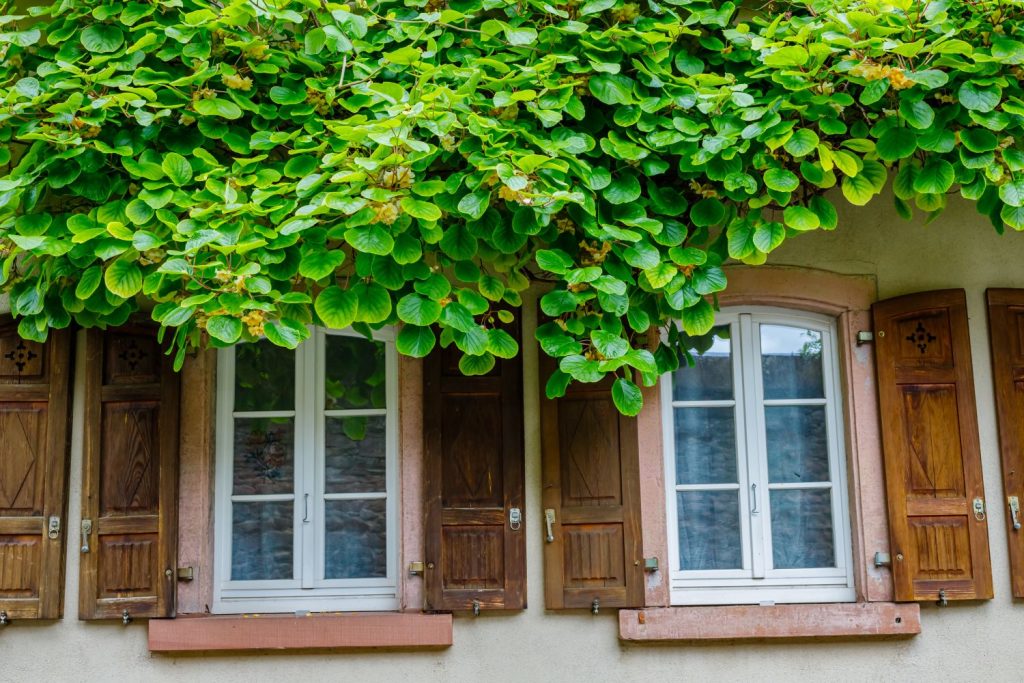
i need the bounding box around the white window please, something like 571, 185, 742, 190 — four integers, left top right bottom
213, 327, 398, 613
663, 308, 854, 605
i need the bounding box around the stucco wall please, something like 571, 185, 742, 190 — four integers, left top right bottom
4, 194, 1024, 682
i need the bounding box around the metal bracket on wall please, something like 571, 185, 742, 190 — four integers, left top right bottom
856, 331, 875, 345
874, 552, 892, 567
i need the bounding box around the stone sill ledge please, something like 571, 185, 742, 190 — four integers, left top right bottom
619, 603, 921, 642
149, 613, 453, 653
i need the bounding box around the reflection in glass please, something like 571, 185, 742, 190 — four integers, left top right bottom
765, 406, 830, 483
674, 407, 737, 485
233, 418, 294, 495
770, 489, 836, 569
231, 501, 293, 580
325, 334, 387, 410
673, 325, 733, 401
325, 416, 386, 493
235, 339, 295, 411
760, 325, 824, 399
325, 500, 387, 579
678, 490, 742, 570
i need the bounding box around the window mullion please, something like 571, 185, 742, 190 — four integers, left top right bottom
297, 333, 317, 589
739, 314, 768, 580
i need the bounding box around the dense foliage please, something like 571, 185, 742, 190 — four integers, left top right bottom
3, 0, 1024, 414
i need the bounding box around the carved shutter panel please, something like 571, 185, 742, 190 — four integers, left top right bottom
0, 325, 72, 620
423, 332, 525, 611
540, 364, 644, 610
79, 326, 180, 620
986, 289, 1024, 597
873, 289, 992, 602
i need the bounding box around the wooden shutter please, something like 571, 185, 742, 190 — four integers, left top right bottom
540, 363, 644, 610
423, 332, 526, 611
986, 289, 1024, 597
873, 289, 992, 602
79, 325, 180, 620
0, 325, 72, 620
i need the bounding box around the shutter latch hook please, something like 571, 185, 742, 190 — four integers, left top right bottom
122, 609, 132, 625
936, 589, 948, 608
591, 598, 600, 615
472, 600, 480, 617
0, 610, 8, 625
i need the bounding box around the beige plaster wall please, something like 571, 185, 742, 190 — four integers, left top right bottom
4, 195, 1024, 682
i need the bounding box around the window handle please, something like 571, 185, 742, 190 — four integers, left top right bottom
303, 493, 310, 523
750, 484, 759, 515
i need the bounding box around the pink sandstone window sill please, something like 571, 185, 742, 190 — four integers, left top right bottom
619, 603, 920, 642
148, 613, 453, 653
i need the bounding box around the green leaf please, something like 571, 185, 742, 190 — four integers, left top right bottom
76, 266, 102, 299
81, 24, 124, 53
898, 99, 934, 130
592, 330, 629, 359
488, 328, 519, 359
265, 320, 310, 349
764, 168, 799, 192
783, 129, 820, 157
194, 98, 243, 120
397, 294, 442, 326
315, 287, 359, 328
458, 190, 490, 219
206, 316, 243, 344
540, 290, 579, 316
459, 352, 496, 376
682, 299, 715, 336
841, 173, 879, 206
104, 259, 142, 298
270, 86, 307, 105
958, 82, 1001, 113
396, 325, 436, 357
545, 370, 572, 399
611, 377, 643, 416
913, 159, 956, 194
690, 198, 726, 227
400, 197, 442, 221
753, 221, 786, 252
1000, 178, 1024, 208
352, 283, 391, 324
580, 0, 616, 15
589, 74, 635, 105
644, 263, 677, 289
440, 224, 478, 261
876, 128, 918, 162
345, 226, 394, 255
764, 45, 808, 67
162, 153, 193, 186
603, 173, 642, 204
783, 206, 820, 231
536, 249, 574, 274
298, 249, 345, 280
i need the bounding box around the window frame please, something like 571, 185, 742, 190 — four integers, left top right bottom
212, 326, 399, 614
662, 306, 856, 606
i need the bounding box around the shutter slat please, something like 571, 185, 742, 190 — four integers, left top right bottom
79, 326, 180, 620
540, 364, 644, 609
0, 325, 72, 620
873, 289, 993, 602
986, 288, 1024, 597
423, 327, 526, 611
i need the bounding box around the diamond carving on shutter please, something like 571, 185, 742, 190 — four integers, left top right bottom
79, 326, 180, 620
540, 365, 644, 610
873, 289, 993, 602
423, 329, 525, 611
0, 324, 72, 620
986, 289, 1024, 597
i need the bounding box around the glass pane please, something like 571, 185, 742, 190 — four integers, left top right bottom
325, 416, 387, 494
233, 418, 294, 495
765, 406, 830, 484
677, 490, 742, 570
234, 340, 295, 411
673, 325, 733, 402
231, 501, 293, 580
770, 489, 836, 569
760, 324, 824, 399
325, 499, 387, 579
674, 407, 737, 485
325, 334, 387, 410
